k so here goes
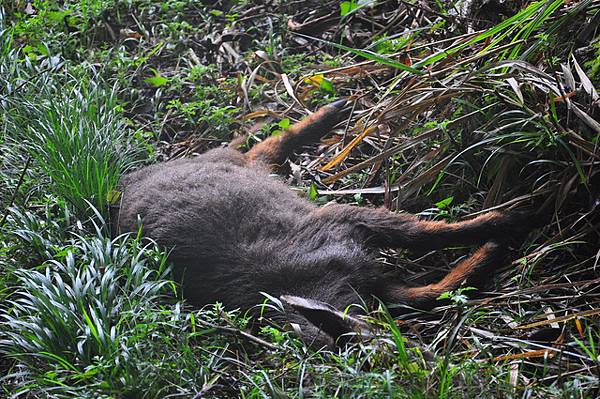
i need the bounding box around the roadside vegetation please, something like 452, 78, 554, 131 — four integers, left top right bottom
1, 0, 598, 397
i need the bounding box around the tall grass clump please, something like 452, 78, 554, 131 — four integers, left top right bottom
3, 76, 142, 218
0, 210, 223, 398
0, 12, 32, 211
26, 81, 140, 216
0, 13, 143, 220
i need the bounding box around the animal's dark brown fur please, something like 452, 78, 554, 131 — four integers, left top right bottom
115, 100, 533, 345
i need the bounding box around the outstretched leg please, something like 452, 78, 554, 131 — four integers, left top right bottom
245, 99, 347, 168
381, 241, 506, 309
316, 204, 533, 252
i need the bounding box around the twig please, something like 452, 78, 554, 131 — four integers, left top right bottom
0, 155, 32, 228
195, 319, 279, 351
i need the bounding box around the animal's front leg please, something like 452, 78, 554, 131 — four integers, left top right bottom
245, 99, 348, 168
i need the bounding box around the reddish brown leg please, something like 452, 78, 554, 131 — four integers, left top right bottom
315, 204, 530, 251
381, 241, 506, 309
245, 99, 347, 169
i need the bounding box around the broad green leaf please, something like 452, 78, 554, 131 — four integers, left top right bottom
308, 182, 319, 201
340, 1, 359, 16
144, 70, 168, 87
278, 118, 290, 129
435, 196, 454, 209
320, 78, 335, 94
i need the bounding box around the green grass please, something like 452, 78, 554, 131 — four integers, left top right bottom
0, 13, 143, 221
4, 77, 143, 218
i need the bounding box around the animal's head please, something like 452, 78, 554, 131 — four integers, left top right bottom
280, 295, 372, 348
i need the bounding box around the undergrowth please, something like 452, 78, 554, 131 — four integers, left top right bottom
1, 1, 599, 398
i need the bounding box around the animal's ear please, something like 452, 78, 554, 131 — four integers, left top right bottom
280, 295, 370, 344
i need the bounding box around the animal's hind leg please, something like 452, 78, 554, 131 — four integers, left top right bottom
316, 204, 533, 251
381, 241, 506, 309
245, 99, 347, 168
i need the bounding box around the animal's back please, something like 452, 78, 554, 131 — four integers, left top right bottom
118, 148, 314, 247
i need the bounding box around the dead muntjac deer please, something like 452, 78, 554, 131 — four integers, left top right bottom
114, 99, 540, 347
